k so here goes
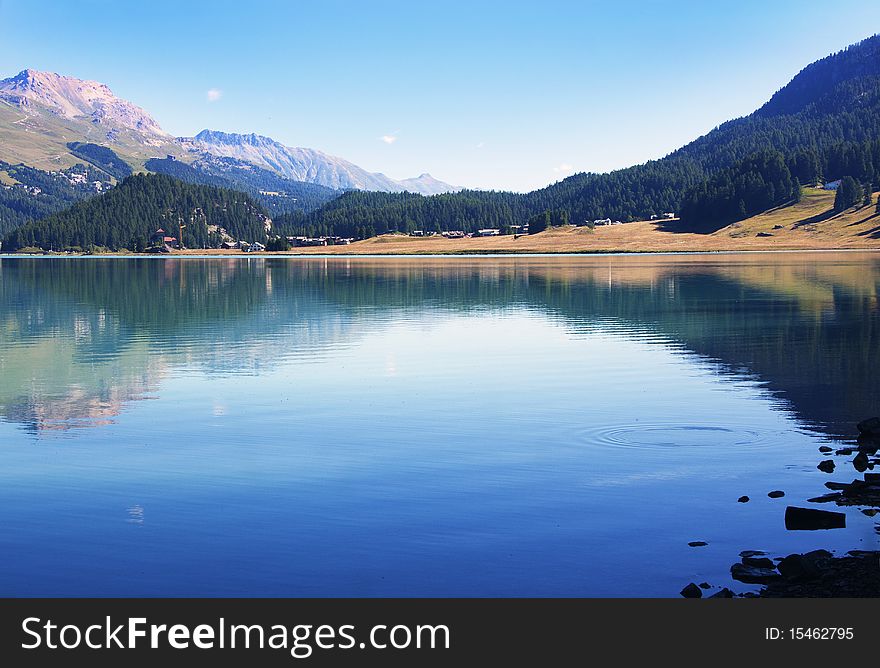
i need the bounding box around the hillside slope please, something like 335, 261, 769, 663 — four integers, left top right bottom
265, 188, 880, 254
2, 173, 271, 251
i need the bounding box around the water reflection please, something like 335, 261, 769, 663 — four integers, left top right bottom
1, 254, 877, 439
0, 253, 878, 596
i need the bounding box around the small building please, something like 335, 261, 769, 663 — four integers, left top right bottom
293, 237, 328, 247
410, 230, 426, 237
662, 212, 675, 219
441, 231, 466, 239
594, 218, 612, 226
149, 228, 178, 248
477, 228, 500, 236
251, 242, 266, 252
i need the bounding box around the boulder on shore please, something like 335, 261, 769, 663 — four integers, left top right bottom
776, 550, 833, 581
731, 562, 780, 584
680, 582, 703, 598
784, 506, 846, 530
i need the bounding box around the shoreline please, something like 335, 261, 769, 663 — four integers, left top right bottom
685, 418, 880, 599
3, 247, 880, 259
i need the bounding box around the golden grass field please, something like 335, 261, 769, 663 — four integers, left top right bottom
176, 187, 880, 256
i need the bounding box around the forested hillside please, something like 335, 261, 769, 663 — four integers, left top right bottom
2, 173, 270, 251
145, 156, 340, 214
0, 161, 112, 236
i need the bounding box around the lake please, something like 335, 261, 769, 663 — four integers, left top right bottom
0, 252, 878, 597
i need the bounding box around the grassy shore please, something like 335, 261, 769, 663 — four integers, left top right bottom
177, 188, 879, 256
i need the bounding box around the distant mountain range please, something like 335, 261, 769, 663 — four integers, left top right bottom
188, 130, 456, 194
0, 69, 459, 196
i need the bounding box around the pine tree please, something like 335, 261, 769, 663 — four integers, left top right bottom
834, 176, 862, 212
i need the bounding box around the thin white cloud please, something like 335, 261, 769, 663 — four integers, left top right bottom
553, 163, 574, 174
206, 88, 223, 103
475, 141, 485, 149
380, 134, 398, 144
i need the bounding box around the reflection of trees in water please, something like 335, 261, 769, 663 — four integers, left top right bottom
0, 255, 877, 438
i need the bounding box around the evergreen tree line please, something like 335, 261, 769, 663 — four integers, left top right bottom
680, 140, 880, 230
66, 142, 133, 180
0, 162, 113, 236
2, 173, 269, 251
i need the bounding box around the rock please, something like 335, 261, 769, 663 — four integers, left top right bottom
709, 587, 735, 598
731, 562, 780, 584
739, 550, 766, 558
836, 448, 854, 456
865, 473, 880, 484
857, 417, 880, 436
699, 582, 711, 589
857, 436, 879, 454
680, 582, 703, 598
737, 495, 750, 503
768, 490, 785, 498
819, 446, 833, 453
807, 492, 843, 503
742, 556, 775, 569
784, 506, 846, 530
817, 459, 835, 473
688, 541, 708, 547
825, 481, 851, 490
862, 509, 880, 517
777, 550, 833, 581
853, 451, 869, 472
841, 479, 871, 497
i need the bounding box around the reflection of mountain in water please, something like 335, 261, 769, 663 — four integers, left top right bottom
0, 255, 877, 438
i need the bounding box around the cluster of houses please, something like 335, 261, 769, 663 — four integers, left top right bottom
409, 227, 529, 238
220, 240, 266, 252
285, 236, 353, 247
147, 228, 356, 253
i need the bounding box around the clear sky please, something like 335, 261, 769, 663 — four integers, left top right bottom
1, 0, 878, 191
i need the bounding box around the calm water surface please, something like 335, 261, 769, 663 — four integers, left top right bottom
0, 253, 878, 596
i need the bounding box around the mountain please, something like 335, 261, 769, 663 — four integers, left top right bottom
0, 69, 187, 171
398, 173, 461, 196
291, 34, 880, 236
0, 69, 167, 136
2, 173, 270, 252
189, 130, 460, 195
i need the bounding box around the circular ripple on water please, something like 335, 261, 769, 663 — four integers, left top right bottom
575, 423, 781, 450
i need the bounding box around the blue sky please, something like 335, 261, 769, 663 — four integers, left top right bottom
1, 0, 878, 191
